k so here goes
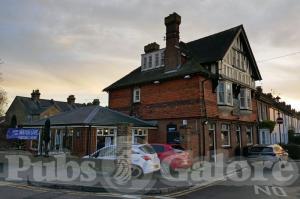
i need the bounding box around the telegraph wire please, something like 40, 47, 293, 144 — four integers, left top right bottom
257, 51, 300, 63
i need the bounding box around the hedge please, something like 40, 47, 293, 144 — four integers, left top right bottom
282, 144, 300, 160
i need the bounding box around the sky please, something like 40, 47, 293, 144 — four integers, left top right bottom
0, 0, 300, 111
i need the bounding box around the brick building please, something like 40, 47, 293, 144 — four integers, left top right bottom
23, 105, 154, 156
104, 13, 263, 161
5, 89, 83, 126
256, 86, 300, 145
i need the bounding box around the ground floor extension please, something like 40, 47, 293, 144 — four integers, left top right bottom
22, 106, 155, 157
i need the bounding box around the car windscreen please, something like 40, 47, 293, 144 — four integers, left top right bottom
139, 145, 156, 154
250, 147, 273, 153
151, 145, 165, 153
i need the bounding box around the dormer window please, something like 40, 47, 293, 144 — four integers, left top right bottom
148, 56, 152, 68
133, 88, 140, 103
143, 57, 147, 68
161, 51, 164, 66
155, 53, 159, 66
141, 49, 165, 71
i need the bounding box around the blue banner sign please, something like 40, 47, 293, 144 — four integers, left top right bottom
6, 128, 40, 140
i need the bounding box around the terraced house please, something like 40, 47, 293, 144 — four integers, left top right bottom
104, 13, 262, 161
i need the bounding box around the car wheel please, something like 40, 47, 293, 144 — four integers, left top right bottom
131, 165, 143, 179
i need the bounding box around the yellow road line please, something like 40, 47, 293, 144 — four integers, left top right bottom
165, 178, 226, 197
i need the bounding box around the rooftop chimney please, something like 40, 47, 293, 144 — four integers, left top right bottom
144, 42, 160, 53
164, 12, 181, 72
67, 95, 76, 105
31, 89, 40, 101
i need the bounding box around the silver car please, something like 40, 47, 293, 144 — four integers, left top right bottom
247, 144, 288, 169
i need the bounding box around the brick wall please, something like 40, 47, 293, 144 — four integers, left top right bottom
108, 74, 258, 159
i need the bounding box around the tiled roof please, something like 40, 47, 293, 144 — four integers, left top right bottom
104, 25, 261, 91
15, 96, 83, 115
23, 106, 155, 128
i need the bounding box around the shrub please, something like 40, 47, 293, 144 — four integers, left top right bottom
282, 144, 300, 160
259, 120, 276, 132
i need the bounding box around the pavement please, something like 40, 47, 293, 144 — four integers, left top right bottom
0, 151, 299, 198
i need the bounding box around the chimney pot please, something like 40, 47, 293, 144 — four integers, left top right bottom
31, 89, 41, 101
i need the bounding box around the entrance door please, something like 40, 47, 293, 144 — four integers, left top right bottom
97, 136, 106, 150
166, 124, 179, 144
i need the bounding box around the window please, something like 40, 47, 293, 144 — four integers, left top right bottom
148, 55, 152, 68
143, 56, 147, 68
240, 88, 252, 110
226, 83, 233, 105
233, 51, 236, 66
237, 52, 240, 68
221, 124, 230, 147
160, 52, 164, 66
155, 53, 159, 67
246, 127, 253, 145
217, 81, 233, 106
217, 82, 225, 104
133, 88, 140, 103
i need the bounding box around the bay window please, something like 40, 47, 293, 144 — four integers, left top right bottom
240, 88, 252, 110
217, 81, 233, 106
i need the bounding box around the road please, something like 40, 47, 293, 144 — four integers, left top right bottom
0, 161, 299, 199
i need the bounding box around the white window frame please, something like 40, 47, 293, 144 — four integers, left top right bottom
221, 124, 231, 147
148, 55, 152, 68
155, 53, 159, 67
239, 88, 252, 110
133, 88, 141, 103
217, 81, 233, 106
160, 51, 164, 66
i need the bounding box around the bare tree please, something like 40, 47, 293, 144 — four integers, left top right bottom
0, 59, 7, 116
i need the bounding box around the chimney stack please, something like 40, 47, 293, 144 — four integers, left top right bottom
164, 12, 181, 72
31, 89, 40, 101
67, 95, 76, 105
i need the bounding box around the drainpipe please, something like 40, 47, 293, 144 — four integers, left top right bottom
200, 77, 209, 160
86, 125, 92, 155
256, 99, 260, 144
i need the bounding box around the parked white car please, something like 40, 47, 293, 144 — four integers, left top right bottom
83, 144, 160, 178
247, 144, 289, 169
